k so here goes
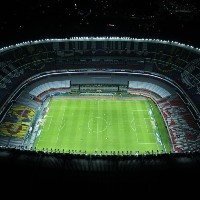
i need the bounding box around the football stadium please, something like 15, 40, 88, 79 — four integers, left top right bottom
0, 37, 200, 192
1, 37, 200, 152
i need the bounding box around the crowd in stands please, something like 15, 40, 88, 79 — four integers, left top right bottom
0, 105, 36, 147
0, 105, 35, 138
157, 95, 200, 152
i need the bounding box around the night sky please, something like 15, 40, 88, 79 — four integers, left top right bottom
1, 0, 200, 47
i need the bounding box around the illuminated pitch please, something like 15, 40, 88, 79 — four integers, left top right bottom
34, 96, 172, 155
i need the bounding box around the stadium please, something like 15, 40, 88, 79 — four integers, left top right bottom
0, 37, 200, 190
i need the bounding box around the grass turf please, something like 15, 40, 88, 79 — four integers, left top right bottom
34, 96, 172, 154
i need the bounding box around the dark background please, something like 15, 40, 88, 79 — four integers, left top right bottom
1, 0, 200, 196
1, 0, 200, 47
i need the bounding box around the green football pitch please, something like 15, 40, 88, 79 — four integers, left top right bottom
34, 96, 172, 154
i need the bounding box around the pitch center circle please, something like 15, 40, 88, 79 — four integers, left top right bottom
88, 117, 108, 133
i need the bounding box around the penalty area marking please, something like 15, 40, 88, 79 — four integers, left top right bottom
130, 117, 157, 144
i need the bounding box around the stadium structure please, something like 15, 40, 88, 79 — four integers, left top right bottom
0, 37, 200, 179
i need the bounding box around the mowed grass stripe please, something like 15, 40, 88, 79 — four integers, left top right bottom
133, 104, 144, 143
100, 100, 108, 152
34, 97, 172, 154
60, 99, 72, 149
112, 101, 121, 152
68, 101, 81, 150
69, 99, 84, 151
97, 100, 106, 152
50, 100, 66, 148
54, 100, 68, 149
79, 100, 90, 152
120, 101, 131, 151
103, 100, 112, 152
